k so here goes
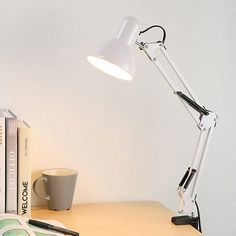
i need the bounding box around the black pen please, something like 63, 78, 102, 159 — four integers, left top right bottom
28, 219, 79, 236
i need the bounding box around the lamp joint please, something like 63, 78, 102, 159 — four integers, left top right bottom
198, 112, 217, 130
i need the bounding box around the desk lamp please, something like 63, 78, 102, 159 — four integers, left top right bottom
87, 16, 217, 232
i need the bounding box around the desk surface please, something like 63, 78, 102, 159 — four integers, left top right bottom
32, 201, 202, 236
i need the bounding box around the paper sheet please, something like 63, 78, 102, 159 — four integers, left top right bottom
0, 214, 65, 236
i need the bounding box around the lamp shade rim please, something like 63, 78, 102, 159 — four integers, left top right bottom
87, 55, 133, 81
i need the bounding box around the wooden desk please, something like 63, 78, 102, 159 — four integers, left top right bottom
32, 201, 202, 236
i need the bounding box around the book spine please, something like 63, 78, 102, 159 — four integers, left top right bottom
0, 116, 5, 213
17, 126, 31, 217
5, 117, 18, 214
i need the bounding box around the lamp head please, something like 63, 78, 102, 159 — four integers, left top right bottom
87, 16, 140, 81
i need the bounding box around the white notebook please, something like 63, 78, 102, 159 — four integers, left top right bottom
0, 214, 65, 236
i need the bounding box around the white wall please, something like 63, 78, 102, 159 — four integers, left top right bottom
0, 0, 235, 235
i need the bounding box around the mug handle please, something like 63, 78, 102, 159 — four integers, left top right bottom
33, 176, 50, 201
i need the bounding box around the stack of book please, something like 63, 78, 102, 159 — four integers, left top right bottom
0, 109, 31, 217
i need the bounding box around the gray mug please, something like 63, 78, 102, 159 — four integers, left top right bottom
33, 168, 78, 211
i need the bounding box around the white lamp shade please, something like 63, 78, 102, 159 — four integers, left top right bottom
87, 39, 135, 81
87, 16, 140, 81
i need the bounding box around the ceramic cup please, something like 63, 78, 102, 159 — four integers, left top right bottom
33, 168, 78, 211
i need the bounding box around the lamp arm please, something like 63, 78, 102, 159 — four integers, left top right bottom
159, 44, 202, 105
136, 41, 202, 125
177, 126, 215, 214
135, 41, 218, 218
190, 127, 215, 197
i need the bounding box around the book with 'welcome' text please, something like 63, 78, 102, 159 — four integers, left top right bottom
17, 120, 32, 217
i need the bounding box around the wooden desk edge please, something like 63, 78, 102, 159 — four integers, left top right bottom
32, 201, 203, 236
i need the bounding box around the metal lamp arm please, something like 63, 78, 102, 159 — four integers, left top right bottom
135, 40, 218, 217
136, 41, 203, 125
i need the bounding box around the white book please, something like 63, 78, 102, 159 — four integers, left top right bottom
0, 113, 5, 213
17, 121, 31, 217
0, 109, 18, 214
